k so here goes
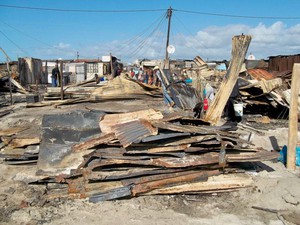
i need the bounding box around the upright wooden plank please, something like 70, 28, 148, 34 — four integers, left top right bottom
204, 35, 251, 125
287, 63, 300, 170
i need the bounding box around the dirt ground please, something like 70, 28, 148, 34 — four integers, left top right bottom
0, 99, 300, 225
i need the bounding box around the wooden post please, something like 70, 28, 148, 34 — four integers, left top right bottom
110, 53, 113, 77
204, 35, 251, 125
287, 63, 300, 170
60, 61, 64, 100
0, 47, 13, 105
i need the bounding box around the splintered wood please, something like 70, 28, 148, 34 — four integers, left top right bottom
205, 35, 252, 125
38, 108, 279, 202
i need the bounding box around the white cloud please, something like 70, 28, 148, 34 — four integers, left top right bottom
54, 42, 71, 49
35, 22, 300, 63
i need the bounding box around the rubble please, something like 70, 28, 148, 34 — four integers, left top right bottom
0, 34, 299, 225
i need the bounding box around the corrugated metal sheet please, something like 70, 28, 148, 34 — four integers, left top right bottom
268, 54, 300, 72
112, 119, 158, 148
247, 69, 275, 80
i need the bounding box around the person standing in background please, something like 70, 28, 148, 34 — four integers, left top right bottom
51, 63, 60, 87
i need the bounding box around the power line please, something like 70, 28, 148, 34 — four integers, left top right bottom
0, 30, 29, 56
173, 9, 300, 20
0, 20, 78, 54
126, 12, 167, 61
173, 14, 207, 49
0, 4, 165, 13
1, 4, 299, 20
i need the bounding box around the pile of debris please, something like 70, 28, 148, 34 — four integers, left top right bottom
0, 108, 275, 202
0, 126, 40, 165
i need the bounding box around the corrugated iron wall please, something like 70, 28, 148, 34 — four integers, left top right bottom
268, 54, 300, 72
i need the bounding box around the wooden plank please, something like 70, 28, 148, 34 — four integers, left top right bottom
227, 150, 279, 162
10, 78, 28, 92
152, 152, 219, 168
204, 35, 252, 125
0, 126, 29, 136
100, 109, 163, 134
131, 170, 219, 196
72, 133, 116, 152
8, 137, 40, 148
287, 63, 300, 170
146, 173, 253, 195
147, 144, 189, 153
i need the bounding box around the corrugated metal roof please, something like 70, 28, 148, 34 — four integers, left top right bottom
268, 54, 300, 72
112, 119, 158, 148
247, 69, 275, 80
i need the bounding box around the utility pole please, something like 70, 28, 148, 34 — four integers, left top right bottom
0, 47, 13, 105
165, 7, 172, 69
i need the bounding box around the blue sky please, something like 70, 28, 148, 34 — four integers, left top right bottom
1, 0, 300, 63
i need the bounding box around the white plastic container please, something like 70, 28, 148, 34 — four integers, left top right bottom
233, 103, 243, 117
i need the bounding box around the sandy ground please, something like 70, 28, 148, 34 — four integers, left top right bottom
0, 100, 300, 225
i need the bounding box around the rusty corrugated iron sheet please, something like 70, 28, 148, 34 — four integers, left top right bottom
112, 119, 158, 148
268, 54, 300, 72
247, 69, 275, 80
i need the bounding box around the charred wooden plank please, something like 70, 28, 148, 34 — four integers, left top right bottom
152, 152, 219, 168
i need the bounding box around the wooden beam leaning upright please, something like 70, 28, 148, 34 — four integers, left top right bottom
204, 35, 252, 125
287, 63, 300, 170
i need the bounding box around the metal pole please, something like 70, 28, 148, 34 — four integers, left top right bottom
165, 7, 172, 68
0, 47, 13, 105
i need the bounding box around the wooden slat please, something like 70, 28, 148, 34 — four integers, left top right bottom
131, 170, 219, 196
9, 137, 40, 148
152, 152, 219, 168
0, 126, 29, 136
146, 173, 253, 195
